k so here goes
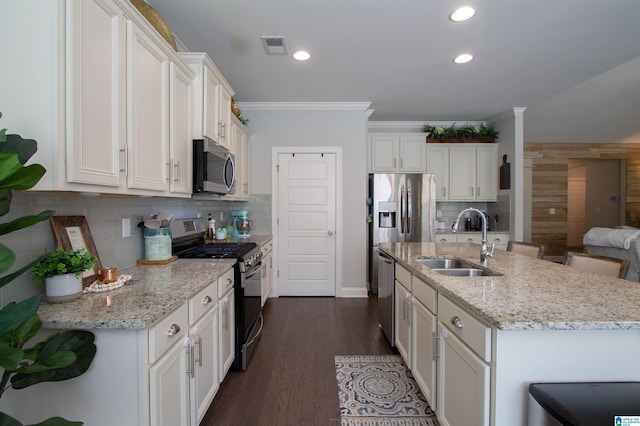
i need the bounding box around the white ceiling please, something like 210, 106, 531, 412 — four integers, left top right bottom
148, 0, 640, 143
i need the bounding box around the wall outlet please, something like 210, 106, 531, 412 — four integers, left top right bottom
436, 209, 442, 218
549, 208, 555, 215
122, 218, 131, 238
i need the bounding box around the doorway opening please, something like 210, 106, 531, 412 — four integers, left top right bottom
567, 159, 626, 251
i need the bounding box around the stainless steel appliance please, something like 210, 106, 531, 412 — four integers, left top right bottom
231, 209, 252, 238
193, 138, 235, 195
368, 174, 435, 346
368, 173, 436, 293
377, 249, 395, 344
171, 218, 264, 371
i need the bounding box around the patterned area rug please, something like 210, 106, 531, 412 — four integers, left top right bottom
335, 355, 439, 426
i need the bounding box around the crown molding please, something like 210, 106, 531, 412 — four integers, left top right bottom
236, 102, 372, 111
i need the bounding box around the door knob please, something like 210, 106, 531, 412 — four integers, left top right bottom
328, 230, 334, 236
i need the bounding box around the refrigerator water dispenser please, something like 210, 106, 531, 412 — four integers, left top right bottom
379, 211, 396, 228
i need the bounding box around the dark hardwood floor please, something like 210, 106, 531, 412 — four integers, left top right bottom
202, 296, 395, 425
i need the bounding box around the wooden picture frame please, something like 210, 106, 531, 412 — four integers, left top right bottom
50, 216, 103, 287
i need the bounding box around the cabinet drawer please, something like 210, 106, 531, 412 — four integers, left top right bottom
149, 303, 188, 363
459, 233, 482, 244
261, 240, 273, 256
395, 263, 412, 291
412, 276, 436, 314
438, 295, 491, 362
435, 233, 456, 243
189, 281, 217, 325
218, 267, 234, 297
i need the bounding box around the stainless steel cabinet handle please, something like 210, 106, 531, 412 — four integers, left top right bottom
167, 324, 181, 336
477, 186, 480, 197
166, 161, 171, 182
195, 336, 203, 367
186, 345, 193, 377
471, 186, 474, 196
451, 316, 464, 329
202, 295, 212, 305
174, 160, 180, 183
119, 144, 128, 176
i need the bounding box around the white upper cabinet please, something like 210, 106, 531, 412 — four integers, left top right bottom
369, 133, 426, 173
229, 116, 251, 200
426, 143, 498, 202
2, 0, 194, 198
426, 145, 449, 200
180, 52, 235, 150
126, 19, 170, 192
66, 0, 125, 189
169, 61, 194, 195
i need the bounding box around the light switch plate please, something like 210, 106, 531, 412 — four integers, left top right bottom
122, 218, 131, 238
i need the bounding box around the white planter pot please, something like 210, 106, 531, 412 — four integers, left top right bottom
45, 273, 82, 303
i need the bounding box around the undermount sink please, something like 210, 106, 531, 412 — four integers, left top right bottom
431, 268, 492, 277
415, 257, 475, 269
415, 257, 500, 277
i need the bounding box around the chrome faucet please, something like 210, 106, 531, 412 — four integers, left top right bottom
452, 207, 494, 266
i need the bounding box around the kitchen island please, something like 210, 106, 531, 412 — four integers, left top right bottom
380, 242, 640, 426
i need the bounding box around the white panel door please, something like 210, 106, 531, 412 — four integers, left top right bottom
278, 153, 337, 296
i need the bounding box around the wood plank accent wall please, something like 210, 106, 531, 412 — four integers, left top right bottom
525, 143, 640, 257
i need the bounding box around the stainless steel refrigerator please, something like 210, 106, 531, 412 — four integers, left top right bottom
369, 173, 436, 344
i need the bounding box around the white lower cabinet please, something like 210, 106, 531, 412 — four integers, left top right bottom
392, 261, 492, 426
188, 284, 220, 425
412, 300, 437, 408
260, 240, 273, 306
436, 322, 490, 426
394, 279, 412, 365
150, 336, 190, 426
434, 232, 510, 250
218, 268, 236, 379
436, 294, 491, 426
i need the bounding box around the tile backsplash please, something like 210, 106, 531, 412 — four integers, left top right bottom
1, 191, 272, 307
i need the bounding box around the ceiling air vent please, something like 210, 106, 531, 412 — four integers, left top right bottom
261, 36, 287, 55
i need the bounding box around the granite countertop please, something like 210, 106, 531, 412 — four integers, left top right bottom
379, 242, 640, 332
37, 259, 236, 330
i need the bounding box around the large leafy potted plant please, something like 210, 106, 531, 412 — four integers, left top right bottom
31, 248, 96, 303
0, 121, 97, 426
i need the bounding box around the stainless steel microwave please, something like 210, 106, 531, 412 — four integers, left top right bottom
193, 139, 235, 194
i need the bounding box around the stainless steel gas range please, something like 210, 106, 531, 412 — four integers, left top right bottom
171, 218, 264, 371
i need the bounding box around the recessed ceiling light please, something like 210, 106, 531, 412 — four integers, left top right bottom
292, 50, 311, 61
454, 53, 473, 64
450, 6, 476, 22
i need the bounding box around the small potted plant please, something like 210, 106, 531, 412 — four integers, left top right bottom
31, 248, 97, 303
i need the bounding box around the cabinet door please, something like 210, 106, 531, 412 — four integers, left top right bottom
475, 145, 498, 201
218, 85, 233, 150
448, 146, 476, 200
413, 300, 437, 409
150, 339, 190, 426
190, 306, 219, 426
394, 280, 411, 365
370, 135, 399, 172
231, 120, 250, 199
489, 233, 509, 250
203, 66, 221, 143
219, 289, 235, 380
426, 145, 449, 200
169, 62, 193, 195
66, 0, 125, 188
398, 136, 426, 172
127, 21, 169, 191
437, 322, 490, 426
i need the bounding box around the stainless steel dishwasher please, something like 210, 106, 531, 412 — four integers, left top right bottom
377, 248, 395, 346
